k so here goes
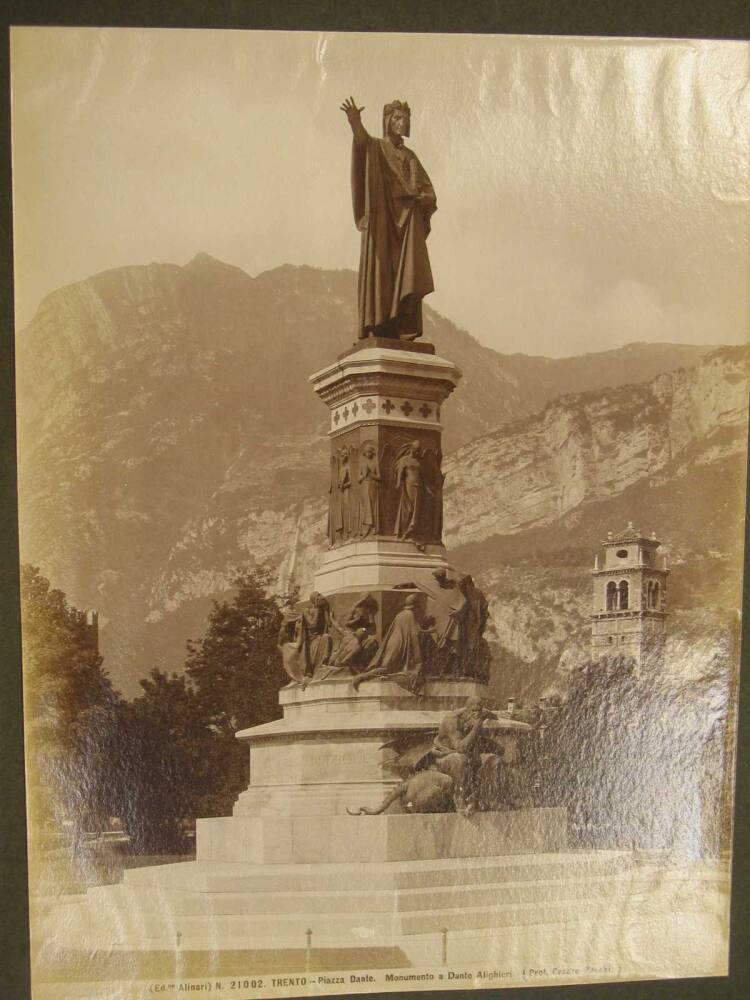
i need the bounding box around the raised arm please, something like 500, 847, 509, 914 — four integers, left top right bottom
340, 96, 368, 147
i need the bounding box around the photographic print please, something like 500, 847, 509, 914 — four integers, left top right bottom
9, 25, 750, 998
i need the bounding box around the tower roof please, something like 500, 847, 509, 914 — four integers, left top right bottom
604, 522, 660, 547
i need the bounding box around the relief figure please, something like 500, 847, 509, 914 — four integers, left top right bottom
352, 592, 434, 693
327, 452, 341, 547
318, 594, 380, 678
278, 592, 334, 686
338, 448, 352, 541
393, 440, 428, 541
431, 697, 499, 816
358, 441, 381, 537
432, 570, 490, 680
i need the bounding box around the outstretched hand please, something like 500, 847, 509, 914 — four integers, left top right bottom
340, 96, 364, 125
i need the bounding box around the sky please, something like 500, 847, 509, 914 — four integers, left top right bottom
10, 28, 750, 357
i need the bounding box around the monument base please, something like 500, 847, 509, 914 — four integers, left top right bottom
196, 808, 568, 865
314, 539, 451, 595
232, 678, 529, 818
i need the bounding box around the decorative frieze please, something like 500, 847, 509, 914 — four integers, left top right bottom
311, 346, 459, 551
330, 394, 441, 433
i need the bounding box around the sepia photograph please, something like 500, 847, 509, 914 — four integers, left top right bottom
9, 24, 750, 998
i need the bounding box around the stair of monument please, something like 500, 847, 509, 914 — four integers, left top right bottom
40, 850, 668, 953
51, 881, 666, 951
121, 850, 635, 894
96, 867, 660, 918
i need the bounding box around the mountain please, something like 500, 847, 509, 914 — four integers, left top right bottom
444, 345, 748, 700
139, 345, 747, 706
16, 254, 715, 452
14, 255, 744, 696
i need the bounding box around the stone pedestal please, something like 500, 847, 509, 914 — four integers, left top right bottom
314, 539, 451, 598
230, 678, 529, 820
310, 343, 460, 592
197, 809, 568, 865
221, 339, 521, 845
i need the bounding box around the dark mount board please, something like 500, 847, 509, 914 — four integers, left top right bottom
2, 4, 749, 1000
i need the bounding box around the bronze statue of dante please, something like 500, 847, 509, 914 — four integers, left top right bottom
341, 96, 436, 340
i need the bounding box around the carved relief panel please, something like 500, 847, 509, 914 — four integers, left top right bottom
327, 424, 444, 546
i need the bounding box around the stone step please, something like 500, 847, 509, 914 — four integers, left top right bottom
51, 888, 662, 951
399, 892, 658, 936
122, 851, 633, 894
103, 869, 658, 917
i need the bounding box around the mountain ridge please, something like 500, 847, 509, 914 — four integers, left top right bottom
14, 255, 747, 697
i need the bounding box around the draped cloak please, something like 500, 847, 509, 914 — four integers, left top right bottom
351, 135, 436, 339
355, 606, 432, 694
278, 602, 333, 683
393, 447, 425, 538
369, 607, 424, 675
357, 454, 380, 536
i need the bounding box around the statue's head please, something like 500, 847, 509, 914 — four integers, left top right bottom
383, 100, 411, 139
462, 695, 490, 723
404, 592, 426, 617
410, 439, 421, 453
356, 593, 379, 614
363, 442, 376, 459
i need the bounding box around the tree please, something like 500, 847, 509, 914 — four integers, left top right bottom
114, 669, 210, 853
20, 565, 293, 858
183, 570, 289, 815
20, 565, 120, 848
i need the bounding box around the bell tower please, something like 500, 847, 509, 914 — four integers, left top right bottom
591, 522, 669, 669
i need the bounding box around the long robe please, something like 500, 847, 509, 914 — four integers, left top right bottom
394, 449, 424, 539
278, 603, 333, 683
338, 459, 352, 539
358, 455, 380, 536
352, 606, 433, 694
369, 608, 424, 674
351, 135, 436, 339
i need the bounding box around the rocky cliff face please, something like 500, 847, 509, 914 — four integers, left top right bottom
14, 255, 745, 696
444, 348, 748, 701
443, 346, 749, 550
